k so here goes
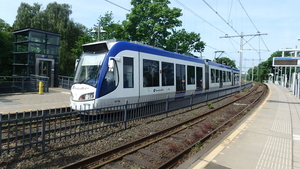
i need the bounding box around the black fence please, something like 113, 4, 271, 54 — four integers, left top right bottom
0, 75, 49, 94
0, 82, 252, 155
58, 75, 74, 89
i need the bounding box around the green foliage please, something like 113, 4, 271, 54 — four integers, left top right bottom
13, 3, 42, 29
165, 29, 205, 55
246, 51, 289, 82
207, 102, 214, 109
0, 19, 13, 76
94, 11, 126, 41
214, 57, 236, 68
0, 18, 11, 31
13, 2, 86, 76
124, 0, 182, 46
8, 0, 208, 77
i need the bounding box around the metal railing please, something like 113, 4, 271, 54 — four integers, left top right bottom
0, 75, 49, 94
0, 82, 252, 156
58, 75, 74, 89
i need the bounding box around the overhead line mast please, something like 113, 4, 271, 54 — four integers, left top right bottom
220, 32, 267, 86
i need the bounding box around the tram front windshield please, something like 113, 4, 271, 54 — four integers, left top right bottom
74, 52, 106, 87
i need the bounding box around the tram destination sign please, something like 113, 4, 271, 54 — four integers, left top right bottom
273, 57, 300, 66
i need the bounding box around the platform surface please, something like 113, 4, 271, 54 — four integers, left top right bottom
178, 83, 300, 169
0, 88, 70, 114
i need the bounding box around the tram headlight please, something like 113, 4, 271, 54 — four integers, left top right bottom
79, 93, 95, 100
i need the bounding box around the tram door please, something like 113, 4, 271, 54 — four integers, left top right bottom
176, 64, 186, 97
36, 59, 54, 87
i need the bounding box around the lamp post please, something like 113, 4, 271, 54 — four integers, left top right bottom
91, 22, 106, 41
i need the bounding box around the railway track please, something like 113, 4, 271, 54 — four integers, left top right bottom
0, 88, 242, 145
60, 84, 266, 169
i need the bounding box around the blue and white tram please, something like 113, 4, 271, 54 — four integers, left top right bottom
207, 61, 237, 90
70, 39, 239, 112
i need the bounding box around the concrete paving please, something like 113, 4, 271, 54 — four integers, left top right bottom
178, 83, 300, 169
0, 88, 70, 114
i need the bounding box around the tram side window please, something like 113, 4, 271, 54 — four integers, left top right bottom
123, 57, 133, 88
143, 59, 159, 87
225, 71, 228, 82
216, 70, 220, 83
162, 62, 174, 86
187, 66, 195, 85
222, 71, 226, 82
211, 69, 216, 83
176, 64, 186, 91
196, 67, 203, 89
228, 72, 231, 82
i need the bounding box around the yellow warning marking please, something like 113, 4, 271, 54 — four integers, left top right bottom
193, 85, 271, 169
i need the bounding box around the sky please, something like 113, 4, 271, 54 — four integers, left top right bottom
1, 0, 300, 74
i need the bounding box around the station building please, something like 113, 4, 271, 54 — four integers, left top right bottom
12, 28, 61, 87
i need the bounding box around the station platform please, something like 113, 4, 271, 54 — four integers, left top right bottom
178, 83, 300, 169
0, 88, 70, 114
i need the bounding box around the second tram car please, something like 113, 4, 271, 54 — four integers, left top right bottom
70, 39, 239, 112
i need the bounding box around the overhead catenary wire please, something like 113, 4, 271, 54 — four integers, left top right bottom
202, 0, 241, 36
173, 0, 227, 35
202, 0, 269, 53
174, 0, 238, 60
227, 0, 234, 23
237, 0, 269, 52
237, 0, 259, 33
105, 0, 131, 12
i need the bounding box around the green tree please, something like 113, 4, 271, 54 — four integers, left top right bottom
0, 19, 11, 31
0, 19, 13, 76
214, 57, 236, 68
165, 29, 205, 55
13, 2, 86, 76
94, 11, 126, 41
246, 51, 292, 82
71, 12, 126, 59
71, 28, 94, 58
13, 3, 42, 29
123, 0, 182, 46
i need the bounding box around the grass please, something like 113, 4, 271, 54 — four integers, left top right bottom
9, 126, 16, 132
207, 102, 214, 109
191, 142, 203, 153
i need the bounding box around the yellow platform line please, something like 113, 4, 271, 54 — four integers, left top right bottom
193, 85, 271, 169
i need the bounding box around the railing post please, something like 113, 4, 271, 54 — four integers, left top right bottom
68, 77, 70, 89
123, 100, 128, 129
190, 93, 193, 110
21, 77, 25, 93
165, 95, 169, 117
0, 114, 2, 155
46, 77, 49, 92
41, 110, 46, 153
61, 76, 64, 88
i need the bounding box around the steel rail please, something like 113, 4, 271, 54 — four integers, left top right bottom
158, 84, 267, 168
60, 84, 259, 169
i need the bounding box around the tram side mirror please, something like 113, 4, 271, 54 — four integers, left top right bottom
108, 57, 120, 70
108, 58, 116, 72
74, 59, 79, 72
108, 59, 114, 69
